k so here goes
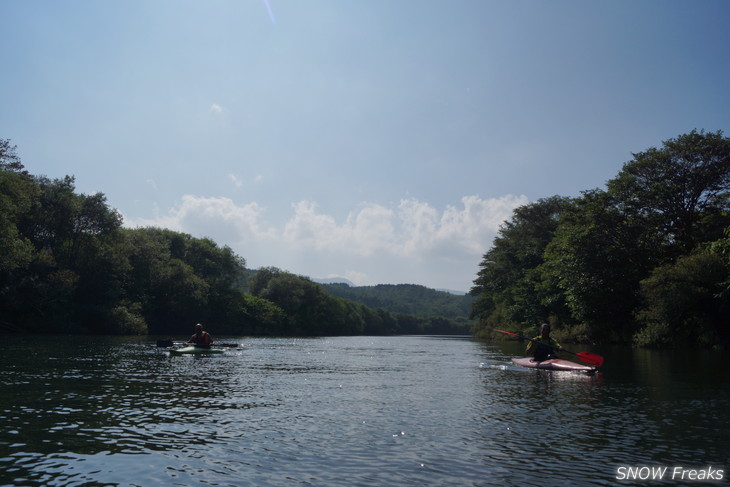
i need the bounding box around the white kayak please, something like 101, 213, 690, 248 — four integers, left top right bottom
169, 346, 225, 356
511, 357, 597, 374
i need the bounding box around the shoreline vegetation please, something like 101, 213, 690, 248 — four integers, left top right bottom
0, 138, 471, 338
2, 130, 728, 348
470, 130, 730, 350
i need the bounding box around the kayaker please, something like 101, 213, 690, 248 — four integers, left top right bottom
188, 323, 213, 348
526, 323, 563, 362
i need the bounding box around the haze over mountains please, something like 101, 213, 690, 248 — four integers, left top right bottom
312, 277, 468, 296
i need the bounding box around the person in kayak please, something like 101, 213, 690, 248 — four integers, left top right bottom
188, 323, 213, 348
526, 323, 563, 362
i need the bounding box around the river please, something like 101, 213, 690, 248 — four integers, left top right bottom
0, 335, 728, 486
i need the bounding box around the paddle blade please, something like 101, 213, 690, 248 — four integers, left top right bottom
495, 329, 520, 338
576, 352, 604, 367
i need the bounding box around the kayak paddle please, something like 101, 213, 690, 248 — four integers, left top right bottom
494, 329, 604, 367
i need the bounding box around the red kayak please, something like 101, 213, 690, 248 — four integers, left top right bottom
511, 357, 597, 374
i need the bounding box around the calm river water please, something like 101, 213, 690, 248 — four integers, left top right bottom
0, 335, 728, 486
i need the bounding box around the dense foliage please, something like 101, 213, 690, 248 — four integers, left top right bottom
321, 283, 473, 320
251, 269, 472, 335
0, 139, 469, 336
471, 130, 730, 348
0, 140, 254, 335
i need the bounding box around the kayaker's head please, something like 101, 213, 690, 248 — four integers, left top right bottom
539, 323, 551, 338
195, 323, 203, 333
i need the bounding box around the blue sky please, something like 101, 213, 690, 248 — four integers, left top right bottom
2, 0, 729, 292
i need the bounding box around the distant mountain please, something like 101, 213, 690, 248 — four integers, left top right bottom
312, 277, 355, 286
436, 288, 467, 296
320, 283, 474, 320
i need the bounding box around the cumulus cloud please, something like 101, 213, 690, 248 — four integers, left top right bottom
437, 195, 529, 254
125, 195, 276, 244
283, 201, 396, 255
122, 193, 528, 289
210, 103, 224, 114
283, 194, 528, 258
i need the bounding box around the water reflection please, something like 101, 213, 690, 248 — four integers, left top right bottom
1, 336, 728, 486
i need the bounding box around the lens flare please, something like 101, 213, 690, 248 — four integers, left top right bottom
263, 0, 276, 24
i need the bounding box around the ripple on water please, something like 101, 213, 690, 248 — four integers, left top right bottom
1, 336, 729, 487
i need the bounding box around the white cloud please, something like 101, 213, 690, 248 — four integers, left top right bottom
437, 194, 528, 255
228, 174, 243, 188
210, 103, 224, 114
122, 193, 528, 290
282, 195, 528, 258
125, 195, 276, 244
397, 199, 439, 254
283, 201, 396, 255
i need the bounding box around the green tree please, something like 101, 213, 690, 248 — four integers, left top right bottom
471, 196, 571, 338
635, 251, 730, 348
710, 226, 730, 298
607, 129, 730, 256
0, 161, 128, 332
216, 292, 287, 335
250, 267, 425, 336
0, 143, 44, 331
0, 139, 26, 173
120, 228, 243, 333
472, 130, 729, 346
21, 176, 78, 264
0, 140, 37, 275
25, 178, 125, 331
251, 270, 330, 335
540, 190, 657, 342
113, 227, 255, 335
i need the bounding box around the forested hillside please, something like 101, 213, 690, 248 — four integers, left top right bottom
249, 268, 472, 335
471, 130, 730, 349
0, 139, 470, 337
322, 283, 473, 320
0, 138, 265, 335
6, 129, 728, 346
